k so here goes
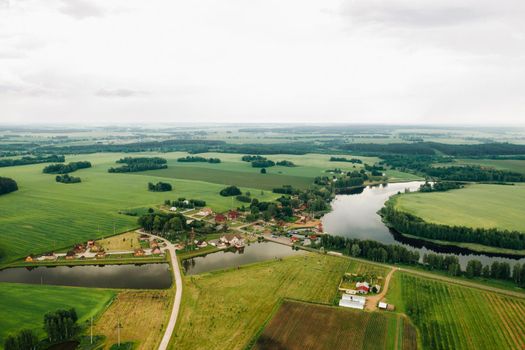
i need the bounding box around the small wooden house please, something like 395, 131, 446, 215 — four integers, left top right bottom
134, 248, 146, 257
25, 255, 35, 262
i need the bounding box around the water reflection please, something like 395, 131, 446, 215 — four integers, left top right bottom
322, 182, 525, 268
0, 263, 172, 289
184, 241, 303, 275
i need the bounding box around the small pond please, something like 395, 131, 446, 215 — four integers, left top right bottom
183, 241, 303, 275
0, 263, 172, 289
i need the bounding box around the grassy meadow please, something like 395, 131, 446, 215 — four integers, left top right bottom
94, 290, 172, 350
0, 282, 115, 345
386, 272, 525, 350
440, 158, 525, 175
255, 300, 416, 350
0, 152, 277, 263
394, 184, 525, 232
171, 253, 353, 349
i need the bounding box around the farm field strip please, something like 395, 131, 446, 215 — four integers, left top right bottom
388, 272, 525, 350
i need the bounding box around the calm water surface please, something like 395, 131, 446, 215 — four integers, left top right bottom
183, 241, 303, 275
0, 263, 172, 289
322, 182, 525, 268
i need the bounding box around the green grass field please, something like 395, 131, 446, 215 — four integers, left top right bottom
255, 300, 416, 350
171, 253, 362, 350
394, 184, 525, 232
0, 153, 277, 263
0, 282, 115, 345
386, 272, 525, 350
439, 158, 525, 175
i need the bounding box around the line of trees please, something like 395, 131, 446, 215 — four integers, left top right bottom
318, 235, 421, 264
148, 182, 172, 192
55, 174, 81, 184
165, 198, 206, 208
3, 329, 38, 350
108, 157, 167, 173
329, 157, 363, 164
0, 177, 18, 195
43, 161, 91, 174
177, 156, 221, 163
0, 154, 65, 168
381, 203, 525, 250
419, 181, 463, 192
424, 166, 525, 182
276, 160, 295, 167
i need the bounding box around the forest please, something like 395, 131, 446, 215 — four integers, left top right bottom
0, 154, 65, 168
177, 156, 221, 163
43, 161, 91, 174
108, 157, 168, 173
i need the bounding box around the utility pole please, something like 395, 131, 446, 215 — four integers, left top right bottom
90, 316, 93, 344
116, 317, 122, 347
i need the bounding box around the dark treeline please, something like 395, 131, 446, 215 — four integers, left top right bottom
276, 160, 295, 167
43, 161, 91, 174
44, 309, 78, 343
148, 181, 172, 192
0, 177, 18, 195
319, 235, 421, 264
251, 159, 275, 168
165, 198, 206, 208
419, 181, 463, 192
109, 157, 167, 173
3, 329, 38, 350
272, 185, 298, 195
379, 155, 451, 172
329, 156, 363, 164
382, 203, 525, 250
0, 154, 65, 168
56, 174, 81, 184
425, 166, 525, 182
340, 142, 525, 157
177, 156, 221, 163
242, 155, 267, 162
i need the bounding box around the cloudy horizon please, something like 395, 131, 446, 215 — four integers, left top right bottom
1, 0, 525, 125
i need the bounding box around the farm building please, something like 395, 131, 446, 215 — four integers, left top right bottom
169, 207, 177, 212
378, 302, 388, 310
25, 255, 35, 262
134, 248, 145, 257
339, 293, 366, 310
65, 250, 76, 260
197, 207, 213, 216
356, 282, 370, 294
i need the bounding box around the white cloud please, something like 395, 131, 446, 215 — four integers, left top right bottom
0, 0, 524, 125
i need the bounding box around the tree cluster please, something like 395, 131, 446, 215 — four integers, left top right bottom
276, 160, 295, 167
148, 182, 172, 192
424, 166, 525, 182
0, 154, 65, 168
219, 185, 242, 196
44, 308, 78, 343
177, 156, 221, 163
419, 181, 463, 192
55, 174, 81, 184
0, 177, 18, 195
43, 161, 91, 174
108, 157, 167, 173
165, 198, 206, 208
138, 212, 188, 234
382, 204, 525, 250
272, 185, 298, 195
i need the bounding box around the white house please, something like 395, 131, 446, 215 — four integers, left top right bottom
169, 207, 177, 212
339, 293, 366, 310
378, 302, 388, 310
220, 234, 245, 248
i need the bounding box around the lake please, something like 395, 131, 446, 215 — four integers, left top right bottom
0, 263, 172, 289
183, 241, 304, 275
321, 182, 525, 268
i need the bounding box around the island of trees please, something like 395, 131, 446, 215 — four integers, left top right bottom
108, 157, 167, 173
43, 161, 91, 174
0, 154, 65, 168
329, 157, 362, 164
165, 198, 206, 209
419, 181, 463, 192
148, 181, 172, 192
177, 156, 221, 163
0, 177, 18, 195
276, 160, 295, 167
381, 199, 525, 250
220, 185, 242, 196
55, 174, 81, 184
242, 155, 276, 168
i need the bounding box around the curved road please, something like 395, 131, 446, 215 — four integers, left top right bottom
145, 232, 183, 350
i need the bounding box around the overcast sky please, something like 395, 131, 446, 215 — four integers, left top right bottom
1, 0, 524, 125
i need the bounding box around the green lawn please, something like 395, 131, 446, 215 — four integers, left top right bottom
394, 184, 525, 232
386, 272, 525, 350
0, 282, 115, 345
0, 153, 276, 263
444, 158, 525, 175
171, 253, 352, 350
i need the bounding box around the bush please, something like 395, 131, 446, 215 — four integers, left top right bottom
56, 174, 81, 184
236, 195, 252, 203
0, 177, 18, 195
148, 182, 172, 192
220, 185, 242, 196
